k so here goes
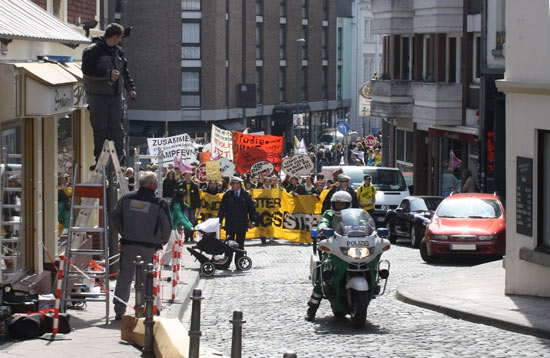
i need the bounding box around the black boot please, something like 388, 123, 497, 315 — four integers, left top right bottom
305, 306, 317, 321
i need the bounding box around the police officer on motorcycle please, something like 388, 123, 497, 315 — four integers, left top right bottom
306, 191, 353, 321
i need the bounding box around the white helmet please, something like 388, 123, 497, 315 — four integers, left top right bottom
330, 191, 352, 211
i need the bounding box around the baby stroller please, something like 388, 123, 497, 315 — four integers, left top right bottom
188, 218, 253, 277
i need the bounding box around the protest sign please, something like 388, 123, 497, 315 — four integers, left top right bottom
206, 161, 223, 182
195, 162, 207, 182
235, 147, 268, 174
147, 133, 198, 165
282, 154, 315, 177
198, 192, 224, 223
250, 160, 274, 179
232, 132, 284, 172
211, 124, 233, 160
217, 157, 235, 177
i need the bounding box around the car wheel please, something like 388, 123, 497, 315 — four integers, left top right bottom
410, 226, 420, 248
385, 221, 396, 243
420, 238, 437, 264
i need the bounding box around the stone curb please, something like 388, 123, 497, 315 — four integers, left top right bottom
395, 286, 550, 340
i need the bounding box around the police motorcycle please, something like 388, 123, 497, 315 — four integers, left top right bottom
310, 208, 391, 328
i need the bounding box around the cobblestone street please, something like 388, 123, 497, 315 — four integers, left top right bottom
183, 239, 550, 358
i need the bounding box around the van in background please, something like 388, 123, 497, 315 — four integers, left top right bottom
321, 166, 410, 225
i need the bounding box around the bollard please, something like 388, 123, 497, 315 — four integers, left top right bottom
142, 263, 155, 358
283, 353, 297, 358
188, 289, 203, 358
134, 256, 145, 318
230, 310, 246, 358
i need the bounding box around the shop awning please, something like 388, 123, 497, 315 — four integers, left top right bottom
429, 125, 478, 142
14, 62, 77, 86
0, 0, 90, 44
216, 119, 246, 132
61, 62, 83, 81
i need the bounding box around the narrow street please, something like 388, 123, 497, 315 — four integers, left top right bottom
184, 240, 550, 358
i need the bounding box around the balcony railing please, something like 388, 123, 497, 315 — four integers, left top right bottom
412, 82, 462, 126
370, 80, 413, 119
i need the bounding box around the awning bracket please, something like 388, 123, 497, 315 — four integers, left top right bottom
0, 38, 13, 55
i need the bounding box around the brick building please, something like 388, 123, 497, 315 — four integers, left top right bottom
119, 0, 347, 152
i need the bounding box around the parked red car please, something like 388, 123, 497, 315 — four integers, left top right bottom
420, 193, 506, 263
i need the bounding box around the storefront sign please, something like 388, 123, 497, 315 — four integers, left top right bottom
282, 154, 315, 177
217, 157, 235, 177
73, 83, 86, 108
232, 132, 284, 172
147, 133, 199, 165
250, 160, 274, 179
211, 124, 233, 160
516, 157, 533, 236
25, 79, 74, 116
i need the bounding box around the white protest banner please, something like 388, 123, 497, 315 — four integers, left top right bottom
282, 154, 315, 177
147, 133, 199, 165
217, 157, 235, 177
211, 124, 233, 160
249, 160, 274, 179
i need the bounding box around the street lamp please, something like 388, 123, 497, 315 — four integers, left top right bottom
295, 38, 306, 146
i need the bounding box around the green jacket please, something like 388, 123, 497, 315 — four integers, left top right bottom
318, 210, 335, 231
171, 202, 194, 231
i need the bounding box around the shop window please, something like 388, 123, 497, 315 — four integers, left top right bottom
540, 130, 550, 248
395, 129, 413, 164
1, 125, 25, 283
58, 116, 73, 237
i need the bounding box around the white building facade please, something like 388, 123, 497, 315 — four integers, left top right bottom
496, 0, 550, 297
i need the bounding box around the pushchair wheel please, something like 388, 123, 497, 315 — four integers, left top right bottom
200, 262, 216, 277
237, 256, 252, 271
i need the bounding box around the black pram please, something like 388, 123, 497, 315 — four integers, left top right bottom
187, 232, 253, 277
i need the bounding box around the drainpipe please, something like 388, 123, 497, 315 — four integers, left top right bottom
479, 0, 489, 192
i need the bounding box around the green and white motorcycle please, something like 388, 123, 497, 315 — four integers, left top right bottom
310, 208, 391, 328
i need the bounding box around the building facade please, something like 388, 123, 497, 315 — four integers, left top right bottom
121, 0, 348, 153
369, 0, 481, 196
496, 0, 550, 297
0, 0, 105, 290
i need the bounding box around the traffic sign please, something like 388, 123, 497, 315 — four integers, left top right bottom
337, 121, 350, 135
365, 135, 376, 147
195, 162, 207, 182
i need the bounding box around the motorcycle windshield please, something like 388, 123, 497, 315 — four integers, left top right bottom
333, 209, 376, 237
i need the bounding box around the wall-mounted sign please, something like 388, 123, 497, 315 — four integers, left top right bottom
516, 156, 533, 236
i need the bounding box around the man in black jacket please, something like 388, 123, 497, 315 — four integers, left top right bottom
175, 170, 201, 241
218, 177, 257, 267
82, 23, 136, 168
321, 174, 360, 213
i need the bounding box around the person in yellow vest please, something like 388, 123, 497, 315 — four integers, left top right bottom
373, 148, 382, 167
356, 174, 377, 218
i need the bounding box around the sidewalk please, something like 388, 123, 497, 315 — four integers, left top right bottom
396, 259, 550, 340
1, 242, 201, 357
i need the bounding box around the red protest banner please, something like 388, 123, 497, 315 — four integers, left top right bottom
236, 147, 268, 174
232, 132, 284, 173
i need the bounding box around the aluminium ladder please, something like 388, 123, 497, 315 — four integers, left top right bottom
60, 140, 128, 324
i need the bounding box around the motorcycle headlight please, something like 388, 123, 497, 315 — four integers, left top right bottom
341, 247, 370, 259
478, 235, 496, 241
431, 234, 448, 241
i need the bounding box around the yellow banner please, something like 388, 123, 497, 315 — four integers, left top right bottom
199, 189, 322, 243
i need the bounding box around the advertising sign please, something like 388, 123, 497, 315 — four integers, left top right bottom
250, 160, 275, 179
282, 155, 315, 177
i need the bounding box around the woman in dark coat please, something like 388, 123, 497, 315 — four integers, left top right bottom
163, 170, 177, 201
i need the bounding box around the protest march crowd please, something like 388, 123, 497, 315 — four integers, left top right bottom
119, 124, 383, 244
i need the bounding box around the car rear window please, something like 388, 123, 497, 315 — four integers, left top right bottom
362, 169, 407, 192
436, 198, 502, 218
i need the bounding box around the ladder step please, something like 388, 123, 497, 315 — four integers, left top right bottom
2, 221, 21, 225
65, 298, 107, 303
75, 183, 103, 188
1, 204, 20, 209
69, 227, 105, 233
73, 205, 103, 210
0, 238, 20, 243
4, 188, 22, 192
68, 292, 107, 297
68, 249, 106, 255
67, 271, 106, 278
